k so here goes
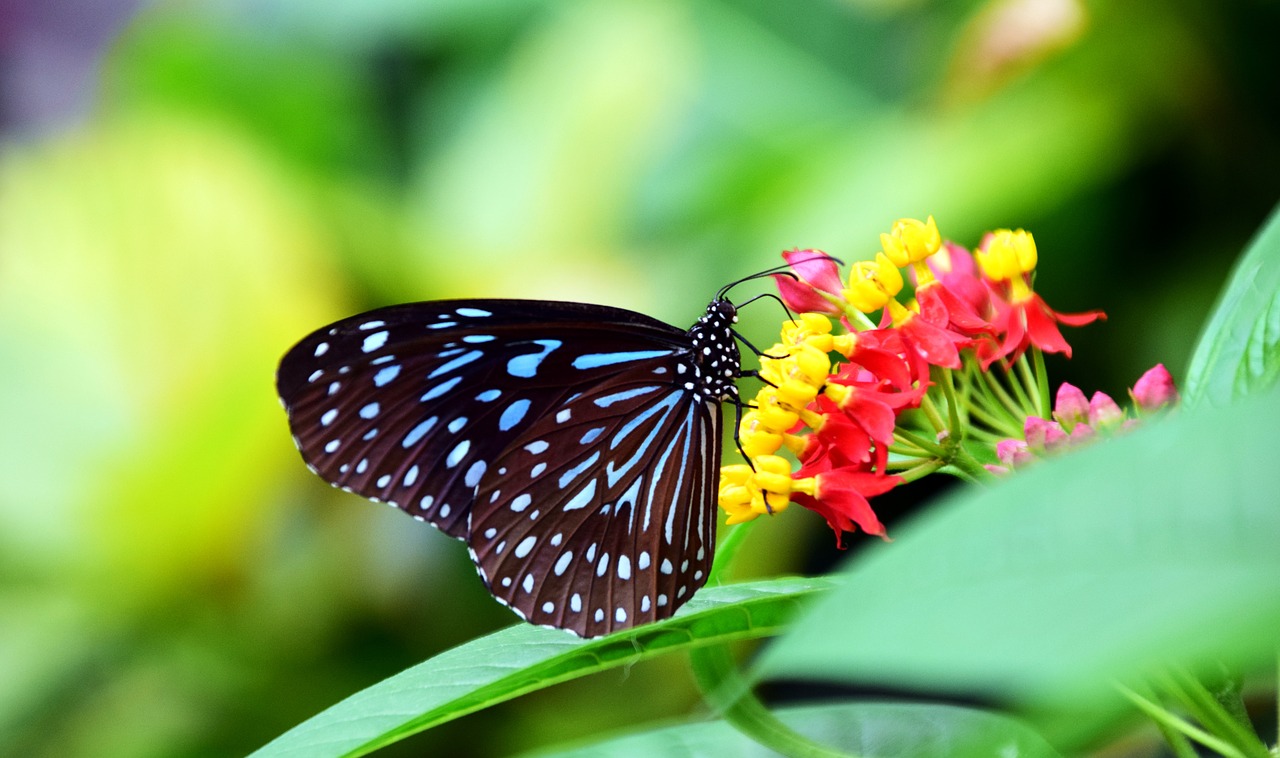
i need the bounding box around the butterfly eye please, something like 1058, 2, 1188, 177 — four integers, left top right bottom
277, 298, 741, 637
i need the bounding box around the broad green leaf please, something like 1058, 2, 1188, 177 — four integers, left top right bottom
1183, 203, 1280, 407
759, 387, 1280, 707
536, 702, 1062, 758
251, 577, 830, 758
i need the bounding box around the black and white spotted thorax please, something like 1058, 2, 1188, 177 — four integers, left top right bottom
679, 299, 741, 402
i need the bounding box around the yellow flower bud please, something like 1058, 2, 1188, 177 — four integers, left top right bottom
892, 216, 942, 263
790, 342, 831, 386
976, 229, 1037, 282
880, 232, 910, 267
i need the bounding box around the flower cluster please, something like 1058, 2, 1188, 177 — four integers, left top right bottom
718, 216, 1162, 546
992, 364, 1179, 472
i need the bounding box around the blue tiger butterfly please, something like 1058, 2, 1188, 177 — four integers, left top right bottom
276, 296, 743, 637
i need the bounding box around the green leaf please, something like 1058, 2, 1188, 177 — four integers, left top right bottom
758, 387, 1280, 708
251, 577, 831, 758
535, 702, 1063, 758
1183, 203, 1280, 408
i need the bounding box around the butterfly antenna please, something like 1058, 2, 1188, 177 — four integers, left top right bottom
716, 254, 844, 301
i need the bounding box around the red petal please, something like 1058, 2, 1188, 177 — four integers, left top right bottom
902, 317, 963, 369
1024, 297, 1073, 356
783, 249, 844, 294
773, 274, 841, 315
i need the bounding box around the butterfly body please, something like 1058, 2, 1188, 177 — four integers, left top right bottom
277, 298, 740, 637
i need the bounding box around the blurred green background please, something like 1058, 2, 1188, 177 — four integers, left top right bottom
1, 0, 1276, 755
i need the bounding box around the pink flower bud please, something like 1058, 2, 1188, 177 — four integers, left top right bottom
1088, 391, 1124, 429
1024, 416, 1067, 451
996, 438, 1033, 467
1131, 363, 1179, 412
1052, 382, 1090, 429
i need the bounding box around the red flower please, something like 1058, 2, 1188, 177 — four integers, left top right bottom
983, 290, 1105, 367
792, 467, 899, 547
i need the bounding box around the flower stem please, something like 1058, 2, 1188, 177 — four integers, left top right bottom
1031, 348, 1051, 417
894, 428, 947, 458
972, 360, 1024, 420
1003, 360, 1038, 417
688, 644, 857, 758
897, 459, 946, 482
964, 399, 1023, 439
947, 444, 995, 482
920, 394, 948, 435
939, 368, 963, 432
1115, 683, 1248, 758
710, 520, 755, 585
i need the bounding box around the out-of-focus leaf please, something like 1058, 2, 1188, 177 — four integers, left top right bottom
536, 701, 1062, 758
759, 387, 1280, 708
1183, 203, 1280, 407
251, 577, 831, 758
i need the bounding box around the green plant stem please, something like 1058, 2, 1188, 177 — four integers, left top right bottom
897, 459, 946, 482
894, 427, 947, 458
919, 394, 948, 434
939, 368, 963, 432
1003, 360, 1038, 417
1158, 669, 1271, 758
972, 361, 1025, 419
688, 643, 856, 758
842, 305, 878, 331
709, 521, 756, 584
964, 399, 1022, 439
1015, 354, 1048, 418
1115, 683, 1247, 758
884, 456, 934, 471
947, 444, 995, 482
887, 442, 930, 458
1032, 349, 1051, 417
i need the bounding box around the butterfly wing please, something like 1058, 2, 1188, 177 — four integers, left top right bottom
469, 362, 721, 637
276, 300, 692, 539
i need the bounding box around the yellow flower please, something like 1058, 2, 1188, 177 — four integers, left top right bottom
976, 229, 1037, 282
844, 252, 904, 313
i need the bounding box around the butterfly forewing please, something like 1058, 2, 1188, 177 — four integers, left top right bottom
277, 297, 741, 637
469, 363, 721, 636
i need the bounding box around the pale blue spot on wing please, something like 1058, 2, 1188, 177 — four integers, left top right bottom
373, 365, 401, 387
593, 385, 660, 407
428, 350, 484, 380
402, 417, 438, 448
507, 340, 561, 378
446, 439, 470, 468
571, 350, 672, 369
359, 402, 380, 419
421, 375, 462, 401
580, 427, 605, 445
465, 461, 487, 488
477, 389, 502, 402
612, 391, 682, 449
499, 399, 531, 431
362, 331, 389, 353
463, 334, 495, 343
563, 480, 597, 511
559, 452, 600, 489
426, 321, 457, 329
456, 307, 492, 318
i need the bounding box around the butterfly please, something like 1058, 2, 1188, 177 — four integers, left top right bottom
276, 296, 744, 637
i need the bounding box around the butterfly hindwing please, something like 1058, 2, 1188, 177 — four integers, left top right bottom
469, 362, 721, 637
